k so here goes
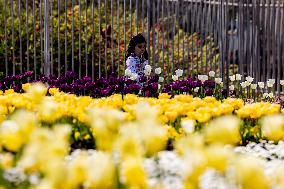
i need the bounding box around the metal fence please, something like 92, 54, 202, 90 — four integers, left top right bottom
1, 0, 284, 92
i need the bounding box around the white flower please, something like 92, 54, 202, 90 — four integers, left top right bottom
245, 81, 251, 86
198, 75, 208, 82
144, 69, 151, 76
280, 80, 284, 86
181, 119, 196, 134
263, 93, 269, 98
214, 78, 222, 84
158, 84, 161, 90
229, 75, 236, 82
145, 65, 152, 72
129, 73, 138, 80
208, 71, 215, 77
268, 92, 274, 98
194, 87, 200, 93
172, 75, 179, 81
125, 69, 132, 77
268, 79, 276, 85
240, 82, 247, 88
246, 76, 254, 83
219, 81, 224, 87
229, 85, 235, 91
267, 82, 274, 88
158, 77, 164, 83
258, 82, 265, 89
155, 67, 162, 75
235, 74, 242, 81
251, 84, 257, 90
175, 69, 184, 77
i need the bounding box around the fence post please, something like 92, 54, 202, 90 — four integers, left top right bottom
44, 0, 50, 76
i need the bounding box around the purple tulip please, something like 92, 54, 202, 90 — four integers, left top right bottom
205, 89, 214, 96
203, 80, 215, 88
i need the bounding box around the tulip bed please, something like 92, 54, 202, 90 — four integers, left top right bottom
0, 80, 284, 189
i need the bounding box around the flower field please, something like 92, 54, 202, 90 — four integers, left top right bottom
0, 75, 284, 188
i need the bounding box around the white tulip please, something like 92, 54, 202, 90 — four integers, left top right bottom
251, 84, 257, 90
144, 69, 151, 76
245, 76, 254, 83
214, 78, 222, 84
229, 85, 235, 91
258, 82, 265, 89
280, 80, 284, 86
158, 77, 164, 83
198, 75, 208, 82
229, 75, 236, 82
240, 82, 247, 88
144, 65, 152, 72
175, 69, 184, 77
125, 69, 132, 77
268, 79, 276, 85
194, 87, 200, 93
129, 73, 138, 80
263, 93, 269, 98
268, 92, 274, 98
158, 84, 161, 90
208, 71, 215, 77
155, 67, 162, 75
267, 82, 273, 88
172, 75, 179, 81
235, 74, 242, 81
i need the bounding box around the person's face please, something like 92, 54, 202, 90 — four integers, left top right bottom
134, 42, 146, 57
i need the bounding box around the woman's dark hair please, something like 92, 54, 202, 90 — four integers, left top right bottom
126, 33, 148, 60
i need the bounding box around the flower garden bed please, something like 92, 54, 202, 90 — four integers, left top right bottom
0, 69, 284, 188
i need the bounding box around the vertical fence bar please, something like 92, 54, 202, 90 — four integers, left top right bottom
85, 0, 88, 76
44, 0, 51, 75
157, 0, 160, 68
111, 0, 114, 73
181, 0, 185, 74
91, 0, 95, 80
64, 0, 67, 72
147, 0, 151, 65
271, 0, 276, 84
33, 0, 37, 77
136, 0, 139, 35
11, 0, 15, 75
104, 0, 107, 77
167, 0, 171, 80
260, 0, 266, 82
18, 0, 23, 74
204, 0, 208, 74
190, 0, 195, 76
71, 0, 74, 72
99, 0, 102, 78
186, 0, 191, 76
130, 0, 132, 37
161, 0, 165, 77
57, 0, 61, 76
49, 0, 53, 76
4, 0, 8, 76
79, 0, 82, 78
176, 0, 179, 70
40, 0, 43, 74
142, 0, 145, 35
276, 1, 281, 93
117, 0, 120, 75
123, 0, 126, 72
26, 0, 30, 72
267, 0, 271, 81
171, 1, 176, 74
152, 0, 156, 67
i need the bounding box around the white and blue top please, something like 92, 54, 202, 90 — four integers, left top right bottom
126, 53, 149, 77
